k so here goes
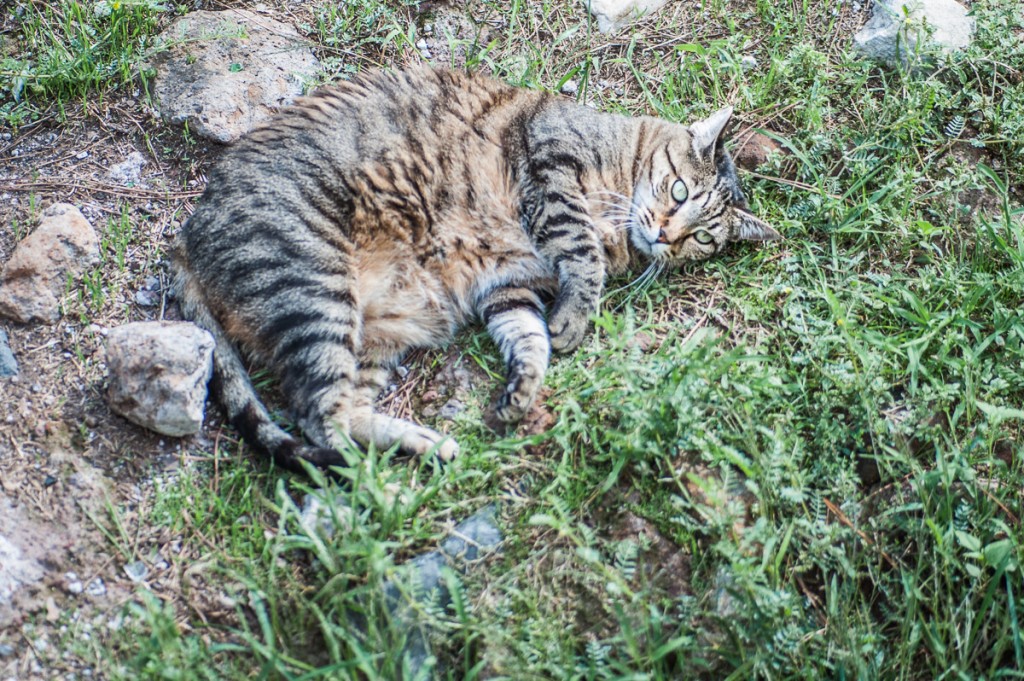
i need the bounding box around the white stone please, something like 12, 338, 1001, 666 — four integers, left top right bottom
582, 0, 672, 33
151, 10, 321, 143
853, 0, 974, 65
106, 151, 147, 186
105, 321, 215, 437
0, 203, 100, 324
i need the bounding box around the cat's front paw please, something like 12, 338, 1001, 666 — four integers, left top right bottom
547, 306, 589, 353
496, 363, 543, 423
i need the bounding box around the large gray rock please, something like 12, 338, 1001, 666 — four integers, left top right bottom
151, 10, 321, 143
582, 0, 672, 33
853, 0, 974, 65
384, 505, 502, 679
0, 203, 100, 324
105, 322, 215, 437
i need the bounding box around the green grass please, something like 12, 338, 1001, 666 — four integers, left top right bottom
1, 0, 168, 124
16, 0, 1024, 678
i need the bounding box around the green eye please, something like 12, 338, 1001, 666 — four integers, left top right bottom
694, 230, 714, 245
671, 179, 688, 203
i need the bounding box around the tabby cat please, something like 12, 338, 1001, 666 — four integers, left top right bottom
174, 67, 779, 474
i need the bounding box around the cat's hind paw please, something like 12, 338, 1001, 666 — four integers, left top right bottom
400, 425, 460, 462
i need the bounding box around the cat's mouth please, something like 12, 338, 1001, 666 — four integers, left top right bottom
628, 216, 670, 261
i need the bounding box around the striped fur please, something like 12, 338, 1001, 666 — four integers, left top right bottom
173, 67, 779, 473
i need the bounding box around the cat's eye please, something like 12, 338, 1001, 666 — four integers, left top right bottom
670, 179, 688, 203
694, 230, 714, 245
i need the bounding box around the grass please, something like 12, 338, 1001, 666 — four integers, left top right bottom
6, 0, 1024, 678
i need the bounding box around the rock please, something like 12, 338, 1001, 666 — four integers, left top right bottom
0, 203, 100, 324
106, 151, 147, 186
64, 572, 84, 596
105, 321, 215, 437
583, 0, 672, 33
383, 505, 502, 677
852, 0, 974, 66
732, 132, 783, 171
439, 399, 464, 420
151, 10, 321, 143
560, 79, 579, 95
0, 329, 17, 376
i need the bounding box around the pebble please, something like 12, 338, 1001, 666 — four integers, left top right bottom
439, 399, 464, 420
560, 79, 579, 95
123, 560, 149, 582
75, 151, 88, 160
395, 365, 409, 379
741, 55, 758, 71
0, 329, 18, 377
0, 643, 14, 657
86, 578, 106, 597
415, 39, 432, 59
65, 572, 84, 595
135, 289, 159, 307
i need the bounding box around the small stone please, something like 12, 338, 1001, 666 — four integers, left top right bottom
75, 151, 88, 160
43, 475, 57, 488
85, 578, 106, 597
0, 330, 18, 377
0, 643, 14, 657
134, 289, 159, 307
395, 365, 409, 379
560, 80, 579, 95
65, 572, 84, 595
123, 560, 148, 582
106, 151, 147, 186
0, 203, 101, 324
741, 55, 758, 71
105, 321, 215, 437
439, 399, 464, 420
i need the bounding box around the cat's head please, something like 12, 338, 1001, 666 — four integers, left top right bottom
628, 107, 780, 262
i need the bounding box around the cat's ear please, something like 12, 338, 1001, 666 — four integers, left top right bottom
689, 106, 733, 159
734, 209, 782, 242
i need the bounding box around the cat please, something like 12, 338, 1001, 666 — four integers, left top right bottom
173, 66, 780, 474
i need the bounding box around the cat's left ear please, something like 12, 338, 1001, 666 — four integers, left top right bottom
689, 106, 733, 160
734, 209, 782, 242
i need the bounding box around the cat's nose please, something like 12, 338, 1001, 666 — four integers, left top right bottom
655, 229, 668, 244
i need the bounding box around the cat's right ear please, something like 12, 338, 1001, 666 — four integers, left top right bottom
734, 209, 782, 242
689, 107, 733, 160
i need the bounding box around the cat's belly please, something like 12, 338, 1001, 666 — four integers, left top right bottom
354, 232, 552, 365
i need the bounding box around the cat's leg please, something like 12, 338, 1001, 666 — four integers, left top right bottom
528, 165, 606, 352
348, 364, 460, 461
478, 286, 551, 422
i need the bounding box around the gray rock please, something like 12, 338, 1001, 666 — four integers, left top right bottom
106, 151, 147, 186
583, 0, 672, 33
0, 203, 100, 324
438, 399, 464, 420
0, 329, 17, 376
151, 10, 322, 143
383, 505, 502, 679
105, 321, 215, 437
853, 0, 974, 65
